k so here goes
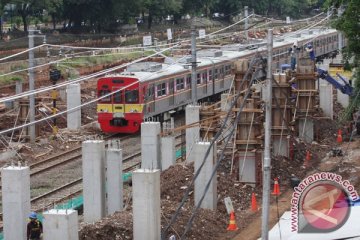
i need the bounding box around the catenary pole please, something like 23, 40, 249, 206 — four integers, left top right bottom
191, 23, 197, 105
261, 28, 273, 240
28, 29, 36, 142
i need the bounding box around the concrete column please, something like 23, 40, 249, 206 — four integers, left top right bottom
141, 122, 161, 169
221, 93, 232, 112
106, 143, 123, 215
320, 84, 334, 119
1, 166, 30, 240
194, 142, 217, 210
298, 119, 314, 144
337, 89, 349, 108
133, 169, 160, 240
67, 83, 81, 130
161, 135, 175, 171
273, 138, 289, 157
82, 140, 106, 223
43, 209, 79, 240
185, 105, 200, 162
239, 151, 256, 186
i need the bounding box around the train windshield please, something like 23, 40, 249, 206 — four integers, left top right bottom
125, 90, 139, 103
98, 89, 111, 103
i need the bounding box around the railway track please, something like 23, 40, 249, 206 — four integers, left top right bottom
0, 134, 185, 222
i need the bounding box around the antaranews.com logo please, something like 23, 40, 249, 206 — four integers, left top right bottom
291, 172, 359, 233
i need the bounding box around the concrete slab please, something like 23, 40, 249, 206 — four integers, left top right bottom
161, 135, 176, 171
186, 105, 200, 162
133, 169, 160, 240
273, 138, 289, 157
1, 166, 30, 240
82, 140, 106, 223
298, 119, 314, 144
320, 84, 333, 119
194, 142, 217, 210
141, 122, 161, 169
239, 151, 256, 185
43, 209, 79, 240
67, 83, 81, 130
106, 147, 123, 215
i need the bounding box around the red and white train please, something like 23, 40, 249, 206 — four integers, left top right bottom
97, 29, 342, 133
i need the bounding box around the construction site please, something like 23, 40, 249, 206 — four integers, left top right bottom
0, 7, 359, 240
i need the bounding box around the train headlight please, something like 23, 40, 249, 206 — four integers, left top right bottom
130, 109, 138, 113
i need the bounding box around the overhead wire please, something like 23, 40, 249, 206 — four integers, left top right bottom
0, 15, 255, 103
161, 55, 263, 239
179, 57, 262, 239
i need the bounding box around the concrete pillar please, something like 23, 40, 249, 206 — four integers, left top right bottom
194, 142, 217, 210
1, 166, 30, 240
320, 84, 334, 119
221, 93, 232, 112
106, 142, 123, 215
298, 119, 314, 144
337, 89, 349, 108
273, 138, 289, 157
141, 122, 161, 169
185, 105, 200, 162
82, 140, 106, 223
67, 83, 81, 130
133, 169, 160, 240
161, 135, 175, 171
43, 209, 79, 240
239, 151, 256, 186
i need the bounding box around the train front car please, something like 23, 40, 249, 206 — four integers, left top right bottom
97, 76, 143, 133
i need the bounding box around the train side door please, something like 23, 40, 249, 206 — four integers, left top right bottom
169, 79, 174, 106
147, 84, 155, 114
112, 88, 124, 117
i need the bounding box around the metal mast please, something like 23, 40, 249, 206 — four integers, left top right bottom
261, 28, 273, 240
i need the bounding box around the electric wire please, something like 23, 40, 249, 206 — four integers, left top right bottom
161, 55, 263, 239
180, 57, 261, 239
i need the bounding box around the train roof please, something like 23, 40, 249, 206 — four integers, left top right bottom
103, 28, 337, 83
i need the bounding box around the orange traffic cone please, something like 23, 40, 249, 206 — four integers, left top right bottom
272, 177, 281, 196
251, 192, 258, 212
337, 129, 343, 144
226, 211, 239, 231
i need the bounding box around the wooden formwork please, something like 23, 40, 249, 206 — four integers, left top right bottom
294, 57, 317, 117
199, 104, 221, 141
272, 72, 292, 137
233, 59, 264, 186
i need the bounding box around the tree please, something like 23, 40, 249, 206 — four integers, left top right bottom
141, 0, 182, 29
0, 0, 46, 32
46, 0, 64, 30
327, 0, 360, 117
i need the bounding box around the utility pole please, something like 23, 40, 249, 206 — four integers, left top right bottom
244, 6, 249, 40
28, 29, 36, 142
191, 24, 197, 105
261, 28, 273, 240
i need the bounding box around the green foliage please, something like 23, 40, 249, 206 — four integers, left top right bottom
327, 0, 360, 118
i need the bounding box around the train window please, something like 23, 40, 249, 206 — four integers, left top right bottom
112, 79, 124, 84
202, 72, 208, 82
176, 78, 185, 90
214, 69, 219, 79
197, 73, 201, 84
156, 82, 167, 97
225, 65, 231, 75
98, 89, 111, 103
125, 90, 139, 103
113, 91, 122, 103
209, 70, 213, 81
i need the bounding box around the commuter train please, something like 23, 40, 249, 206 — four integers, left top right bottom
97, 28, 342, 133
